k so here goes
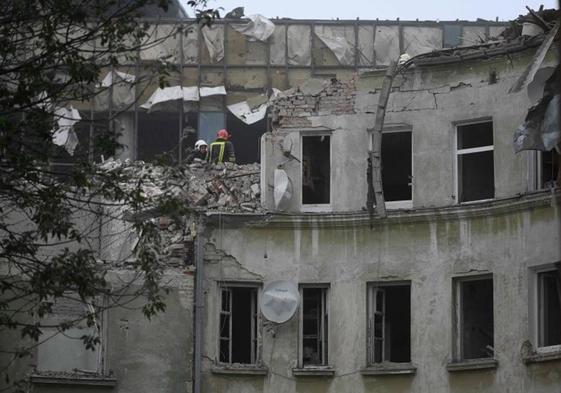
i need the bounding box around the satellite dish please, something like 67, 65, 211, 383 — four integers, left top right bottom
260, 280, 300, 324
273, 169, 293, 211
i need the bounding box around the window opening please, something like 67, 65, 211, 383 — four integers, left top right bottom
219, 286, 258, 364
538, 268, 561, 347
302, 135, 330, 205
226, 113, 267, 164
456, 121, 494, 202
199, 112, 225, 145
301, 287, 329, 366
382, 131, 412, 202
454, 276, 494, 360
540, 150, 560, 189
443, 25, 462, 48
367, 283, 411, 364
137, 110, 180, 163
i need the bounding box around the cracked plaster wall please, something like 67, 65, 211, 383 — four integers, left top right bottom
201, 197, 561, 393
265, 47, 558, 212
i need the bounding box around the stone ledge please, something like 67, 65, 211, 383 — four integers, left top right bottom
361, 363, 417, 376
524, 349, 561, 364
30, 374, 117, 387
447, 358, 498, 372
292, 366, 335, 377
211, 365, 268, 375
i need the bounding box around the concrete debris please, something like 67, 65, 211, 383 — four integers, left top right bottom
299, 78, 330, 96
98, 158, 262, 214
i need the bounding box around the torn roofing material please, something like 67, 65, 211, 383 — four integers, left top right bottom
231, 14, 275, 42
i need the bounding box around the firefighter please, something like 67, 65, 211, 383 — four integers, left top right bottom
185, 139, 208, 163
208, 129, 236, 164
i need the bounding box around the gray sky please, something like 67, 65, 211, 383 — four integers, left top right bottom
183, 0, 558, 21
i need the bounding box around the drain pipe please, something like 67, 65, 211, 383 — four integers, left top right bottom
193, 214, 206, 393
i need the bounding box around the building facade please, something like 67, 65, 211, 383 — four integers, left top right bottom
1, 10, 560, 393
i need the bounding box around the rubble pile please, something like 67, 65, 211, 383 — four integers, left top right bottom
271, 77, 356, 128
99, 158, 262, 214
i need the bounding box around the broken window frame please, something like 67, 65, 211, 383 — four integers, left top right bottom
454, 119, 495, 204
382, 126, 413, 209
529, 264, 561, 352
36, 294, 108, 375
300, 131, 332, 212
366, 281, 412, 365
217, 282, 261, 365
299, 285, 330, 367
452, 274, 495, 362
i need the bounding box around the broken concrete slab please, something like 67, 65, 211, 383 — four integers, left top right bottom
299, 78, 329, 96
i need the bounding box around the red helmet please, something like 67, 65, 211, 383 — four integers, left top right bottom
217, 129, 229, 140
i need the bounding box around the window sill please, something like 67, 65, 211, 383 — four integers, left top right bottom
211, 365, 268, 376
385, 201, 413, 210
361, 363, 417, 376
300, 205, 332, 213
524, 348, 561, 364
292, 366, 335, 377
447, 358, 498, 372
30, 373, 117, 387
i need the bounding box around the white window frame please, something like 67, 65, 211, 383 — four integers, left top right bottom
452, 274, 494, 361
536, 150, 559, 190
299, 285, 330, 367
217, 282, 261, 365
300, 132, 332, 212
529, 264, 561, 354
453, 119, 494, 204
382, 126, 413, 210
366, 281, 411, 365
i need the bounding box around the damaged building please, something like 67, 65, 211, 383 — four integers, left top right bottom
1, 5, 561, 393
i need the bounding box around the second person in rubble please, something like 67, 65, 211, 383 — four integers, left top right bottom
208, 129, 236, 164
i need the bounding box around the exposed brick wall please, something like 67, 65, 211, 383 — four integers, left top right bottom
271, 76, 357, 129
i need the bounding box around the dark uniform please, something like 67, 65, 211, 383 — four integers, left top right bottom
185, 148, 206, 164
208, 138, 236, 164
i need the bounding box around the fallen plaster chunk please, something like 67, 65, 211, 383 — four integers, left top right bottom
231, 14, 275, 42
